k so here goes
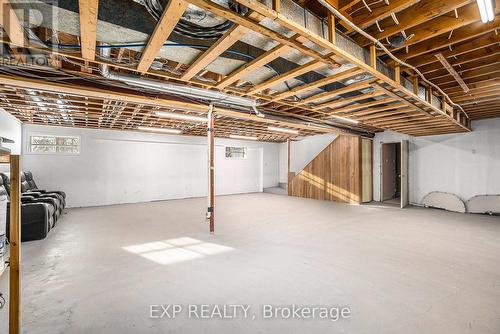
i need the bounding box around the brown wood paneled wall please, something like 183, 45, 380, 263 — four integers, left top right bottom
288, 135, 363, 204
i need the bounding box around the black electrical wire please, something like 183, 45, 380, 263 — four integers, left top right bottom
141, 0, 247, 39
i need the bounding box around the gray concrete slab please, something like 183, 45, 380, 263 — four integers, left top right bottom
1, 193, 500, 334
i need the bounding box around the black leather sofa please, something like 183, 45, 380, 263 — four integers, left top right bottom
0, 174, 53, 241
24, 171, 66, 207
1, 172, 62, 222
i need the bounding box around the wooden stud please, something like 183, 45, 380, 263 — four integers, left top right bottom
327, 12, 336, 44
182, 24, 248, 81
216, 44, 289, 89
78, 0, 99, 61
412, 75, 419, 95
9, 155, 21, 334
394, 65, 401, 84
426, 86, 433, 103
369, 44, 377, 69
137, 0, 189, 72
0, 0, 26, 46
272, 0, 280, 12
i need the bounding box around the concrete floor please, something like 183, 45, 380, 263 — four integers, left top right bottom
1, 193, 500, 334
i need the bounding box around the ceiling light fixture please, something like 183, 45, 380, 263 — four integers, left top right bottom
267, 126, 299, 135
155, 111, 207, 123
137, 126, 182, 134
476, 0, 495, 23
229, 135, 258, 141
331, 115, 360, 124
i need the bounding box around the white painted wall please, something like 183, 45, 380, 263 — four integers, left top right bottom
0, 109, 22, 173
21, 124, 279, 207
373, 118, 500, 204
278, 133, 338, 183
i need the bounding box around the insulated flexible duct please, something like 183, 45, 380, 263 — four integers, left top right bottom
135, 0, 247, 39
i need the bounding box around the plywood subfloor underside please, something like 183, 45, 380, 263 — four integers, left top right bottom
1, 193, 500, 333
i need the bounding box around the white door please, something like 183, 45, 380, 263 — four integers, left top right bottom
400, 140, 409, 208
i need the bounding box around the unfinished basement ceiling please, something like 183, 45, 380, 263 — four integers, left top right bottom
0, 0, 495, 140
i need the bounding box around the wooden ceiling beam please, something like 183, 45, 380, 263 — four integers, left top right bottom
137, 0, 189, 72
441, 72, 500, 90
388, 3, 487, 54
272, 67, 364, 100
408, 32, 499, 68
339, 0, 362, 11
452, 89, 500, 102
419, 45, 500, 75
295, 79, 375, 105
181, 24, 249, 81
0, 0, 25, 46
314, 90, 385, 110
395, 18, 500, 61
78, 0, 99, 61
434, 53, 469, 93
355, 0, 474, 46
328, 97, 400, 114
351, 0, 420, 31
432, 64, 500, 85
0, 74, 332, 133
426, 54, 500, 81
216, 44, 290, 89
354, 108, 417, 121
247, 60, 325, 94
190, 0, 470, 130
448, 79, 500, 98
449, 83, 500, 97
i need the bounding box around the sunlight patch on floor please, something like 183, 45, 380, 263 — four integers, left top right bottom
123, 237, 233, 265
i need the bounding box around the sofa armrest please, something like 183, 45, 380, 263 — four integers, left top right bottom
6, 202, 50, 241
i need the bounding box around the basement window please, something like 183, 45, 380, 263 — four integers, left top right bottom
225, 146, 247, 159
29, 135, 80, 154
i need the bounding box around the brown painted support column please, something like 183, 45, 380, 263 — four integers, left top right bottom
287, 138, 291, 195
207, 107, 215, 233
9, 155, 21, 334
